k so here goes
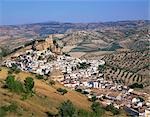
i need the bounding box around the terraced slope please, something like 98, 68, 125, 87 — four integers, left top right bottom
102, 50, 149, 74
103, 67, 147, 85
101, 50, 150, 88
81, 50, 149, 91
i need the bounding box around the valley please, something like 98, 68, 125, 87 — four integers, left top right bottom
0, 20, 150, 117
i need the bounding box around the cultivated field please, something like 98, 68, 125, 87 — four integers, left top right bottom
101, 50, 150, 92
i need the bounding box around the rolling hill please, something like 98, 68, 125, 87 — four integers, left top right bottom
0, 67, 92, 116
0, 20, 149, 53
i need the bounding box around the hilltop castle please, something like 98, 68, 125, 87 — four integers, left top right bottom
33, 35, 62, 54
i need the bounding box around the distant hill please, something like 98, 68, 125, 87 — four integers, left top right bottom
60, 23, 149, 52
0, 20, 149, 52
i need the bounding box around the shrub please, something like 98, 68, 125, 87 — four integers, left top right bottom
77, 109, 92, 117
49, 80, 55, 85
35, 74, 44, 79
5, 75, 15, 89
8, 64, 21, 74
13, 80, 24, 93
58, 100, 76, 117
2, 102, 18, 112
91, 102, 105, 117
0, 107, 6, 117
24, 77, 34, 94
11, 63, 18, 71
5, 75, 35, 99
14, 68, 21, 74
21, 94, 28, 100
0, 102, 18, 117
82, 91, 89, 95
5, 75, 24, 93
105, 104, 120, 115
57, 88, 68, 95
58, 101, 105, 117
75, 88, 82, 93
90, 96, 97, 102
129, 83, 143, 89
8, 69, 13, 74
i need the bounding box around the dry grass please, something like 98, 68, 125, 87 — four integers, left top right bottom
69, 52, 86, 58
0, 67, 91, 116
81, 51, 114, 59
0, 67, 128, 117
62, 45, 77, 53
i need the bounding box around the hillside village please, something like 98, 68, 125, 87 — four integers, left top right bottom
3, 35, 150, 117
0, 0, 149, 115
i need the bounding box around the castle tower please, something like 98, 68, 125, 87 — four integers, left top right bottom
41, 35, 53, 50
45, 35, 53, 46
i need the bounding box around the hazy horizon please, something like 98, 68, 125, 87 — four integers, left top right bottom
0, 19, 150, 26
0, 0, 149, 25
